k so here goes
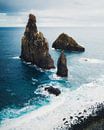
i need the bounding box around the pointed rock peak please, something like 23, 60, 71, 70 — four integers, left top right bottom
59, 33, 69, 38
52, 33, 85, 52
57, 51, 68, 77
29, 14, 36, 22
20, 14, 55, 70
24, 14, 38, 39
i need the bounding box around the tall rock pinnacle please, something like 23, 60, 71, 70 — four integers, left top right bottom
20, 14, 55, 69
57, 51, 68, 77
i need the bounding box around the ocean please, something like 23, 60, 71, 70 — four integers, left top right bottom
0, 27, 104, 130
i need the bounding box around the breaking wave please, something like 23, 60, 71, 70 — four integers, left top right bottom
0, 75, 104, 130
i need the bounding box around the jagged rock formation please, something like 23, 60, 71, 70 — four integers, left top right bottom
57, 51, 68, 77
52, 33, 85, 52
45, 86, 61, 96
20, 14, 55, 69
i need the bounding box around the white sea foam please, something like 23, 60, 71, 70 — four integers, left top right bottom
34, 82, 66, 97
26, 62, 31, 65
12, 56, 20, 59
50, 73, 72, 81
33, 65, 44, 72
51, 48, 55, 50
51, 74, 63, 80
1, 75, 104, 130
22, 62, 44, 72
46, 68, 56, 73
32, 78, 38, 82
79, 57, 104, 64
22, 61, 32, 65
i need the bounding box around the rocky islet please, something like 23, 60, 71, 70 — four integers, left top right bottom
20, 14, 85, 77
57, 51, 68, 77
20, 14, 55, 69
52, 33, 85, 52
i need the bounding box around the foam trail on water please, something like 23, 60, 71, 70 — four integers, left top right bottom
0, 75, 104, 130
79, 57, 104, 64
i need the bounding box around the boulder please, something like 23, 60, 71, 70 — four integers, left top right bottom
45, 86, 61, 96
20, 14, 55, 69
57, 51, 68, 77
52, 33, 85, 52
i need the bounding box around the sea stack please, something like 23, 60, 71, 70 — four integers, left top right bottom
57, 51, 68, 77
52, 33, 85, 52
20, 14, 55, 69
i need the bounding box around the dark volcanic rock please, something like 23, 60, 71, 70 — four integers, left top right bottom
63, 118, 66, 121
66, 103, 104, 130
45, 86, 61, 96
52, 33, 85, 52
20, 14, 55, 69
57, 51, 68, 77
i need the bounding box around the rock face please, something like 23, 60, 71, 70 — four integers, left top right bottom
57, 51, 68, 77
52, 33, 85, 52
45, 86, 61, 96
20, 14, 55, 69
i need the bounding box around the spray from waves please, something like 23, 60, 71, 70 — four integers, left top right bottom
0, 105, 37, 122
0, 75, 104, 130
49, 73, 73, 82
79, 57, 104, 64
48, 73, 73, 89
0, 93, 50, 125
34, 81, 68, 97
12, 56, 55, 73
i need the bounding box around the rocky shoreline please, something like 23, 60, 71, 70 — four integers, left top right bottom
84, 119, 104, 130
19, 14, 104, 130
61, 103, 104, 130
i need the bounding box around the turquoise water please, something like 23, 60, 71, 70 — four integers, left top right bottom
0, 27, 104, 122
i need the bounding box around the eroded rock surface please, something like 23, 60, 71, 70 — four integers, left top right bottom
45, 86, 61, 96
20, 14, 55, 69
52, 33, 85, 52
57, 51, 68, 77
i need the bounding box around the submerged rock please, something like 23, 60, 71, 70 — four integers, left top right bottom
52, 33, 85, 52
20, 14, 55, 69
45, 86, 61, 96
57, 51, 68, 77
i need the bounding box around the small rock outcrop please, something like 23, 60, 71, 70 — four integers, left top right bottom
20, 14, 55, 69
52, 33, 85, 52
57, 51, 68, 77
45, 86, 61, 96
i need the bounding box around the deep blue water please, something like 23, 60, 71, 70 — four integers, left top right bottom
0, 27, 104, 122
